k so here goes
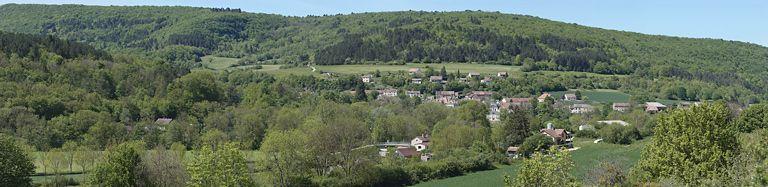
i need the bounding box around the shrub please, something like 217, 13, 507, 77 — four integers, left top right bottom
598, 125, 640, 144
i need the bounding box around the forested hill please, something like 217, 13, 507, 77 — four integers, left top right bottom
0, 31, 110, 60
1, 4, 767, 78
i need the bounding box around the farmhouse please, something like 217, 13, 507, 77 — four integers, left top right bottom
538, 92, 551, 102
612, 103, 631, 112
480, 77, 493, 84
411, 135, 430, 152
501, 97, 532, 110
408, 68, 421, 74
497, 72, 508, 78
645, 102, 667, 113
506, 146, 520, 158
570, 103, 594, 114
429, 76, 444, 83
406, 90, 422, 98
466, 91, 494, 101
487, 112, 500, 122
563, 93, 578, 101
435, 91, 458, 99
155, 118, 173, 125
540, 123, 573, 146
411, 78, 422, 84
378, 89, 398, 98
361, 74, 373, 83
467, 72, 480, 78
395, 147, 419, 158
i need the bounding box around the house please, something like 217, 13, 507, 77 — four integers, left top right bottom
487, 112, 501, 122
597, 120, 630, 126
677, 102, 702, 109
406, 91, 422, 98
429, 76, 444, 83
563, 93, 578, 101
501, 98, 532, 110
538, 92, 552, 103
378, 89, 398, 98
570, 104, 594, 114
435, 91, 458, 99
458, 78, 468, 83
466, 91, 494, 101
480, 77, 493, 84
467, 72, 481, 79
420, 153, 433, 161
540, 123, 573, 146
497, 72, 508, 78
578, 124, 595, 131
408, 68, 422, 74
155, 118, 173, 125
612, 103, 631, 112
361, 74, 373, 83
411, 78, 422, 84
489, 102, 501, 113
506, 146, 520, 158
411, 135, 430, 152
396, 147, 419, 158
645, 102, 667, 113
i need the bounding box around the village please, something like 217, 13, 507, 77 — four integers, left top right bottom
359, 67, 701, 162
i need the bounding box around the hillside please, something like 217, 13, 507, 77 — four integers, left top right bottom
0, 4, 766, 89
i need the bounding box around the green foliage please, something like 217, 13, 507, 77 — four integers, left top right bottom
735, 103, 768, 133
518, 134, 553, 157
0, 135, 35, 187
88, 141, 146, 186
508, 148, 578, 187
186, 142, 253, 187
631, 102, 739, 184
494, 108, 532, 148
598, 125, 640, 144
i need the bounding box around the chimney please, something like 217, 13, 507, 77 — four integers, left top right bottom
547, 123, 554, 130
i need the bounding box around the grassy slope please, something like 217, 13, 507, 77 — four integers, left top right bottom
413, 138, 647, 187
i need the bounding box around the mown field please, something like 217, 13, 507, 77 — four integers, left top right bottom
413, 138, 648, 187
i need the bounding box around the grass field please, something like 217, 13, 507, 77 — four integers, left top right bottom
30, 150, 264, 185
413, 138, 648, 187
201, 56, 240, 70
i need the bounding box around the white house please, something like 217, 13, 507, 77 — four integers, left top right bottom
411, 135, 430, 152
411, 78, 422, 84
570, 104, 594, 114
563, 94, 578, 101
361, 74, 373, 83
378, 89, 398, 98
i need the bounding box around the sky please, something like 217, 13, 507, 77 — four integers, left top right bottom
1, 0, 766, 46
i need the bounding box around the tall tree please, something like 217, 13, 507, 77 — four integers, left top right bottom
495, 108, 531, 148
186, 142, 252, 187
631, 102, 739, 184
0, 136, 35, 187
88, 141, 147, 186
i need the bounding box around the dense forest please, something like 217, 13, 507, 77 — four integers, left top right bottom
1, 4, 767, 95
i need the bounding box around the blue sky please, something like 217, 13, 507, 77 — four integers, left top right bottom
1, 0, 766, 46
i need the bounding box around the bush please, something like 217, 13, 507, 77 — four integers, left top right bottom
598, 125, 640, 144
519, 134, 554, 156
575, 129, 599, 139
